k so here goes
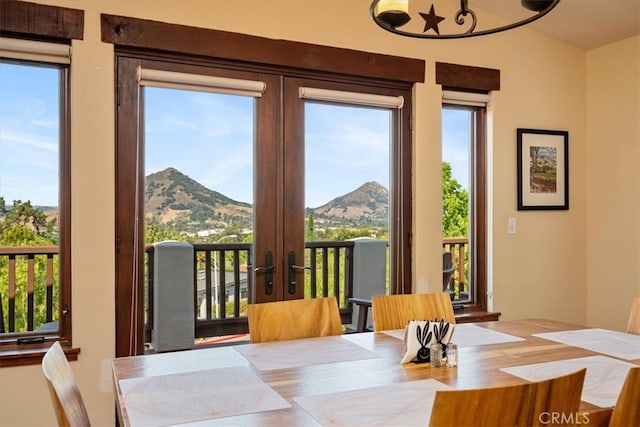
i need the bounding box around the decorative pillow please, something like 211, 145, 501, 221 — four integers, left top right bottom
400, 319, 455, 364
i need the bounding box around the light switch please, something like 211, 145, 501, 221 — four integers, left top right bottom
507, 217, 517, 234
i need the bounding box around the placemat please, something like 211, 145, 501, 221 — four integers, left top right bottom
500, 355, 637, 408
235, 335, 380, 371
119, 366, 290, 426
294, 379, 451, 426
533, 328, 640, 360
382, 323, 525, 347
115, 346, 250, 378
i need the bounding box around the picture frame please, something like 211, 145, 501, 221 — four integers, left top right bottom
517, 128, 569, 210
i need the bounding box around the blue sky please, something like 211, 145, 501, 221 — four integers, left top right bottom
1, 62, 470, 208
145, 89, 470, 207
145, 87, 393, 208
0, 63, 60, 206
442, 107, 471, 188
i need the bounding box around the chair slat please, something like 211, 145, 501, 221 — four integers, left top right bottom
247, 297, 342, 343
608, 367, 640, 427
530, 368, 586, 427
371, 293, 455, 332
429, 382, 534, 427
42, 341, 91, 427
626, 296, 640, 335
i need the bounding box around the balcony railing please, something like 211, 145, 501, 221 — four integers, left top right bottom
0, 246, 58, 334
442, 237, 469, 301
144, 240, 356, 342
304, 241, 355, 312
0, 239, 470, 341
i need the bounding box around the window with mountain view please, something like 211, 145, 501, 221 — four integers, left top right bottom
0, 2, 82, 366
144, 87, 254, 322
304, 101, 391, 297
141, 88, 393, 331
113, 25, 416, 355
304, 102, 390, 242
0, 60, 70, 346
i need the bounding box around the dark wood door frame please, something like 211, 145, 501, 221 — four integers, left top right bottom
109, 16, 424, 357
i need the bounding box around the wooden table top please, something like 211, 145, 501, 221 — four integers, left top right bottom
112, 319, 640, 426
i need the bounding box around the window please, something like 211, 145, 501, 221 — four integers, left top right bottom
0, 1, 83, 367
303, 101, 393, 296
437, 62, 500, 314
0, 60, 64, 337
103, 15, 423, 356
442, 103, 486, 311
0, 54, 71, 362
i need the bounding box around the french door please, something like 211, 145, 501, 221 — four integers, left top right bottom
115, 56, 412, 356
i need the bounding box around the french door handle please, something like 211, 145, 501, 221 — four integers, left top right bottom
254, 251, 274, 295
287, 251, 310, 295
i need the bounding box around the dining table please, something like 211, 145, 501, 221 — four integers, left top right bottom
111, 318, 640, 426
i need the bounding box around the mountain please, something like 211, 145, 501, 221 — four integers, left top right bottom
145, 167, 252, 229
145, 168, 389, 231
307, 181, 389, 227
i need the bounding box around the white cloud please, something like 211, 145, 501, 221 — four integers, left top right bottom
0, 129, 59, 204
0, 129, 58, 153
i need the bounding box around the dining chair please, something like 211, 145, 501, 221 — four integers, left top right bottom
608, 367, 640, 427
530, 368, 586, 427
442, 252, 455, 297
370, 292, 456, 332
429, 382, 535, 427
41, 341, 91, 427
626, 296, 640, 335
247, 296, 343, 343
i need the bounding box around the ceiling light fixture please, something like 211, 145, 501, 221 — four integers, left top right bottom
370, 0, 560, 39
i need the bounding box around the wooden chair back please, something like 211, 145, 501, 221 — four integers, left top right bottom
608, 367, 640, 427
626, 296, 640, 335
371, 293, 456, 332
247, 297, 342, 343
429, 382, 535, 427
430, 369, 587, 427
42, 341, 91, 427
530, 368, 586, 426
442, 252, 455, 292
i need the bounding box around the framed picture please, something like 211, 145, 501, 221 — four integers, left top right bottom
517, 128, 569, 210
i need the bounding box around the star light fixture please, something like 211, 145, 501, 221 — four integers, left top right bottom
370, 0, 561, 39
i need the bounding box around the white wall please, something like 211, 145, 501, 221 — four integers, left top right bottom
1, 2, 637, 426
586, 35, 640, 330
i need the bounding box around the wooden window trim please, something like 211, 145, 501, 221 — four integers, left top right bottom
473, 107, 488, 313
0, 344, 79, 368
435, 62, 500, 93
0, 1, 84, 41
100, 14, 424, 84
438, 62, 500, 315
0, 1, 83, 368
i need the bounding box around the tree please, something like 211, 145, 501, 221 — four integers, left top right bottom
442, 162, 469, 238
0, 199, 59, 332
0, 198, 56, 240
144, 221, 184, 244
330, 228, 372, 241
305, 212, 315, 241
